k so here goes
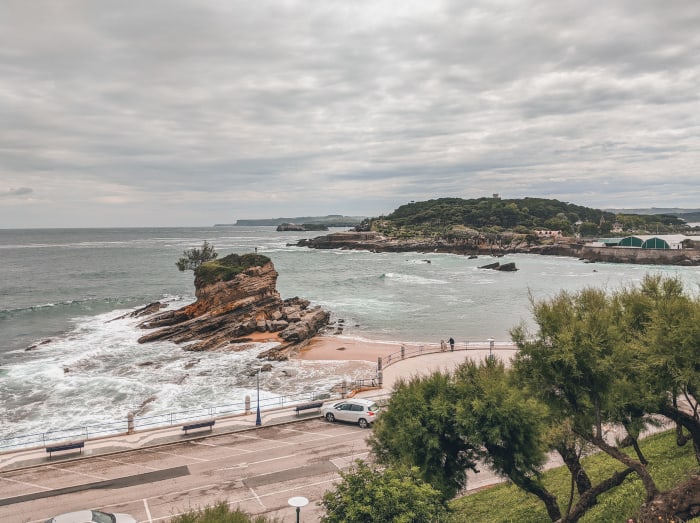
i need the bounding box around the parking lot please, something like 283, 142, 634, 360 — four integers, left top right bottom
0, 418, 373, 523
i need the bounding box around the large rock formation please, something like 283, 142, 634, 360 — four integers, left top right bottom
137, 254, 329, 360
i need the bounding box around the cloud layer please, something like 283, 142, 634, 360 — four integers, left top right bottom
1, 0, 699, 227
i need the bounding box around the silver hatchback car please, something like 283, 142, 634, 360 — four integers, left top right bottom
321, 398, 380, 428
45, 509, 136, 523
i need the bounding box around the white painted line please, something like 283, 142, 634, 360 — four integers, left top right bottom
47, 464, 107, 481
147, 449, 208, 462
0, 475, 52, 491
94, 456, 160, 471
143, 498, 153, 523
249, 487, 265, 509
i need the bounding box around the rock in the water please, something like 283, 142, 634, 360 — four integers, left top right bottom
137, 255, 329, 359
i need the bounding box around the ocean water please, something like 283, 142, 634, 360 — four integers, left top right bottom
2, 226, 700, 441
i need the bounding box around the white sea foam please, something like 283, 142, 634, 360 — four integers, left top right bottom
380, 272, 448, 285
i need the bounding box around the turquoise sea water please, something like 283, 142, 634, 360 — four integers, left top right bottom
2, 226, 699, 439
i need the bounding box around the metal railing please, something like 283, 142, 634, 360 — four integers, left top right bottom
0, 390, 334, 452
0, 339, 512, 452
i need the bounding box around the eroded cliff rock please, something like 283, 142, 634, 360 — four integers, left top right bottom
137, 254, 329, 360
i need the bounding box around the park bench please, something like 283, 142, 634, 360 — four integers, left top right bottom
182, 419, 215, 435
294, 401, 324, 416
45, 440, 84, 459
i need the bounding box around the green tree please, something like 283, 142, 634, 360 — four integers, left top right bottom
578, 221, 599, 237
616, 275, 700, 464
320, 461, 447, 523
176, 240, 218, 271
512, 287, 660, 501
369, 372, 478, 499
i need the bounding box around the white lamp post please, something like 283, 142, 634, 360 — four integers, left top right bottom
288, 496, 309, 523
255, 368, 262, 426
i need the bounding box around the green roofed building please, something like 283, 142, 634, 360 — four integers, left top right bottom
592, 234, 692, 250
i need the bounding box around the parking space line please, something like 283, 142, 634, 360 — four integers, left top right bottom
94, 456, 160, 471
47, 465, 108, 481
146, 449, 208, 462
143, 498, 153, 523
0, 476, 52, 491
249, 487, 265, 509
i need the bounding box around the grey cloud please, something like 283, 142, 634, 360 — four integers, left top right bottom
1, 0, 699, 227
1, 187, 33, 199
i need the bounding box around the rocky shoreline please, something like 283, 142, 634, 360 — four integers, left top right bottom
296, 231, 700, 266
134, 259, 330, 360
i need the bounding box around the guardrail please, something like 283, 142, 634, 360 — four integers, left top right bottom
0, 390, 335, 452
379, 339, 514, 371
0, 339, 511, 452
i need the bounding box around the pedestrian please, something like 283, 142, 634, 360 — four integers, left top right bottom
449, 337, 455, 351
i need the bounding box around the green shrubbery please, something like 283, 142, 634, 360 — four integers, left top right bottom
194, 253, 271, 285
169, 501, 279, 523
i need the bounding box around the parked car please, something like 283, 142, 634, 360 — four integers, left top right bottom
45, 509, 136, 523
321, 398, 380, 428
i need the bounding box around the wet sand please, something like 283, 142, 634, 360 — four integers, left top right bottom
296, 336, 437, 362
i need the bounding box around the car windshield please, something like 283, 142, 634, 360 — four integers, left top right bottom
91, 511, 116, 523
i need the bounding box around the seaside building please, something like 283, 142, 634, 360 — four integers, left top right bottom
588, 234, 699, 250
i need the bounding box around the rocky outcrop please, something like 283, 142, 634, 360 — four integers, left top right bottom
137, 258, 330, 360
478, 261, 518, 271
277, 222, 329, 231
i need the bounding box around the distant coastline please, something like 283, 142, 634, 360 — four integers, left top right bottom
215, 215, 366, 227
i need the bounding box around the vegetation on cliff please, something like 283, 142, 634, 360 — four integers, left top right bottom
360, 197, 686, 238
194, 253, 271, 285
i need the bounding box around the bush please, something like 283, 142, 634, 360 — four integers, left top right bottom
194, 253, 271, 285
169, 501, 280, 523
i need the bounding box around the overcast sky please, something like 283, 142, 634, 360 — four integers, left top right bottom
1, 0, 699, 228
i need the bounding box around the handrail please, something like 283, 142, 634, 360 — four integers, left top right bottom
0, 339, 512, 452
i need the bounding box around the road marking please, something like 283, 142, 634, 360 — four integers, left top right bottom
331, 451, 370, 469
249, 487, 265, 509
0, 476, 52, 491
47, 464, 107, 481
147, 477, 340, 522
146, 449, 208, 462
95, 456, 160, 471
143, 498, 153, 522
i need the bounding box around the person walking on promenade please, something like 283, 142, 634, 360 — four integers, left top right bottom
449, 337, 455, 351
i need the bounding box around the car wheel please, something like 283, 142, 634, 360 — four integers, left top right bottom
325, 413, 335, 422
358, 418, 369, 429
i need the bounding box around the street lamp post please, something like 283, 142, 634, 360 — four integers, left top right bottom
255, 368, 262, 426
288, 496, 309, 523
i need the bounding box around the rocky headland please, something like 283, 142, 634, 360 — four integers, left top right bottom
134, 253, 330, 360
296, 231, 700, 265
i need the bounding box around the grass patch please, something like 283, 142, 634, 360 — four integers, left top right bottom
169, 501, 280, 523
195, 253, 271, 285
449, 429, 699, 522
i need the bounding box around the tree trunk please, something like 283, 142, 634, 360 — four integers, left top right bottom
555, 443, 592, 495
513, 474, 562, 522
586, 434, 659, 501
562, 468, 635, 523
659, 404, 700, 465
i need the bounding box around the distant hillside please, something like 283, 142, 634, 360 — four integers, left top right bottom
606, 208, 700, 223
366, 197, 686, 236
216, 215, 366, 227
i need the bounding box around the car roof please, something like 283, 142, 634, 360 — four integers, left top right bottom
49, 511, 96, 523
341, 398, 376, 406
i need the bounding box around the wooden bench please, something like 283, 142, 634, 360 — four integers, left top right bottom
294, 401, 324, 416
45, 440, 85, 459
182, 419, 215, 435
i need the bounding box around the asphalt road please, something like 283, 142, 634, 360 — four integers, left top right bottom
0, 418, 375, 523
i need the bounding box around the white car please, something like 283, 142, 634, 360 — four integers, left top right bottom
45, 509, 136, 523
321, 398, 380, 428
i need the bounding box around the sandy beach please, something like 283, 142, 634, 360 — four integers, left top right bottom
297, 336, 408, 362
